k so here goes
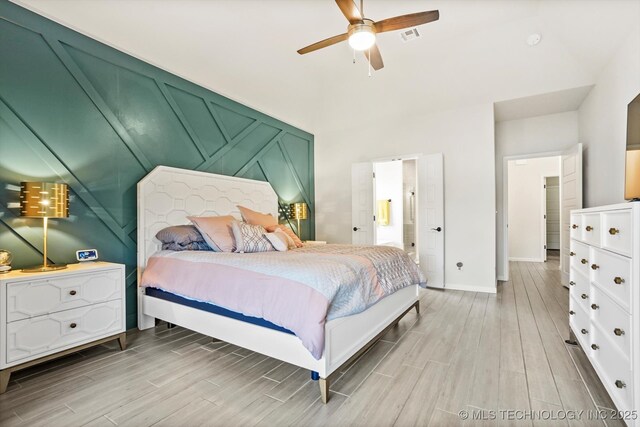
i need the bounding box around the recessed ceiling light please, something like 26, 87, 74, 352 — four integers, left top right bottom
527, 33, 542, 46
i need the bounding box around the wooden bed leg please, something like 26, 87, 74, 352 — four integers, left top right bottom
0, 369, 10, 394
117, 333, 127, 351
319, 378, 330, 404
414, 301, 420, 315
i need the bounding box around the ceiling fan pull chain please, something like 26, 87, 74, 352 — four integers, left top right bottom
353, 48, 356, 64
368, 48, 372, 77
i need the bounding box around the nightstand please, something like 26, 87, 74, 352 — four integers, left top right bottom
304, 240, 327, 246
0, 262, 126, 393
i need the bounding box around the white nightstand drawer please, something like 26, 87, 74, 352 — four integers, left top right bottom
590, 286, 631, 357
6, 268, 122, 322
601, 209, 633, 257
591, 326, 633, 412
569, 267, 590, 312
590, 247, 632, 313
6, 300, 123, 364
570, 240, 590, 278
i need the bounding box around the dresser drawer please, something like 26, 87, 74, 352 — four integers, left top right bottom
601, 209, 633, 257
590, 248, 632, 313
569, 267, 590, 312
590, 286, 631, 357
570, 240, 590, 277
6, 300, 123, 364
570, 214, 583, 241
570, 299, 590, 349
581, 213, 601, 247
6, 269, 122, 322
591, 326, 633, 412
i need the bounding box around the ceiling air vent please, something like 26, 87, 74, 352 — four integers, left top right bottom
400, 28, 421, 43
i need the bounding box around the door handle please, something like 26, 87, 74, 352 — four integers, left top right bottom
431, 227, 442, 232
353, 227, 359, 231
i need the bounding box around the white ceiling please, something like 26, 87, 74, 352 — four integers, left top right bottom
494, 85, 594, 122
11, 0, 640, 133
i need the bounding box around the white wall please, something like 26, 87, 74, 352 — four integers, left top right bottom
507, 157, 560, 262
495, 111, 579, 278
579, 26, 640, 207
374, 161, 403, 248
315, 103, 497, 293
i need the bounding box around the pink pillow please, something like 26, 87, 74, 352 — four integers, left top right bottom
265, 224, 303, 248
188, 215, 236, 252
237, 205, 278, 227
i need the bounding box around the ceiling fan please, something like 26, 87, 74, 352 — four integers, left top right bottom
297, 0, 439, 72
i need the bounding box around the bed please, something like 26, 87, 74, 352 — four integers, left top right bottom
137, 166, 423, 403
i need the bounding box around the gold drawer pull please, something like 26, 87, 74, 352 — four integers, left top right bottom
569, 310, 575, 315
614, 328, 625, 336
591, 264, 599, 270
614, 277, 625, 285
615, 380, 626, 389
70, 323, 77, 329
569, 281, 576, 286
585, 225, 593, 232
581, 329, 588, 335
581, 259, 588, 264
572, 224, 579, 229
591, 344, 599, 350
581, 294, 588, 299
570, 252, 576, 256
591, 304, 599, 310
609, 228, 619, 235
69, 290, 77, 296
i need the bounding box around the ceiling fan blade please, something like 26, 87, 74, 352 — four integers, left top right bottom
374, 10, 439, 33
335, 0, 362, 24
297, 33, 349, 55
364, 44, 384, 71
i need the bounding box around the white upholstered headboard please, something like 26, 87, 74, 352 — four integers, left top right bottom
137, 166, 279, 274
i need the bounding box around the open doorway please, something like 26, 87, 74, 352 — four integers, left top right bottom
507, 156, 561, 263
373, 159, 418, 262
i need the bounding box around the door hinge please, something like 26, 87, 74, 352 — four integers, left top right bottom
373, 215, 376, 221
373, 172, 376, 178
544, 245, 547, 249
544, 215, 546, 219
544, 184, 546, 188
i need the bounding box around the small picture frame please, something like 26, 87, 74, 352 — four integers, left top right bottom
76, 249, 99, 262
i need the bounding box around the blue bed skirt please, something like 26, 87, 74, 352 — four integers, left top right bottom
144, 287, 295, 335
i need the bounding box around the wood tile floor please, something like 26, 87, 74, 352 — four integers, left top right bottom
0, 261, 622, 426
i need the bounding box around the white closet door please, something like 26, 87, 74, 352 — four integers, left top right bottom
560, 144, 583, 283
351, 162, 375, 245
418, 153, 445, 288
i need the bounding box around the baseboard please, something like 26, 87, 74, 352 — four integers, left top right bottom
443, 283, 497, 294
508, 257, 544, 263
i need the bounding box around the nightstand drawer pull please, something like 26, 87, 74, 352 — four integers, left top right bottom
569, 281, 575, 286
591, 304, 599, 310
581, 294, 588, 300
581, 329, 588, 335
585, 225, 593, 232
614, 277, 624, 285
70, 323, 77, 329
615, 380, 626, 389
614, 328, 625, 336
572, 224, 578, 229
591, 264, 599, 270
591, 344, 599, 350
69, 290, 77, 296
609, 227, 619, 235
581, 259, 588, 265
569, 310, 575, 315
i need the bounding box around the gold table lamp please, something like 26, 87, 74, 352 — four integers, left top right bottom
20, 182, 69, 272
290, 202, 308, 238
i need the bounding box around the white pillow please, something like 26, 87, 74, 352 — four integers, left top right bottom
265, 231, 290, 252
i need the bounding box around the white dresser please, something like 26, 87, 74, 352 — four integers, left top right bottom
569, 202, 640, 420
0, 262, 126, 393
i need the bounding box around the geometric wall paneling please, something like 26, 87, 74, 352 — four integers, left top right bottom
0, 1, 314, 328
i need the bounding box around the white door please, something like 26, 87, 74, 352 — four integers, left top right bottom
560, 144, 583, 283
351, 162, 375, 245
417, 153, 445, 288
542, 178, 547, 262
546, 178, 561, 250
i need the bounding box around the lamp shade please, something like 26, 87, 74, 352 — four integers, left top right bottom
20, 182, 69, 218
290, 202, 308, 220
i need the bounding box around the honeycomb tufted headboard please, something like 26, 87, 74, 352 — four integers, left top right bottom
137, 166, 278, 276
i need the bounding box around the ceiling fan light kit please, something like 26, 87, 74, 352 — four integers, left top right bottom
297, 0, 440, 74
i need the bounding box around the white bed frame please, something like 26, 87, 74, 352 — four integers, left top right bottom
137, 166, 419, 402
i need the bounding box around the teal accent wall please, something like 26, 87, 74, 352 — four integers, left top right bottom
0, 1, 314, 329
